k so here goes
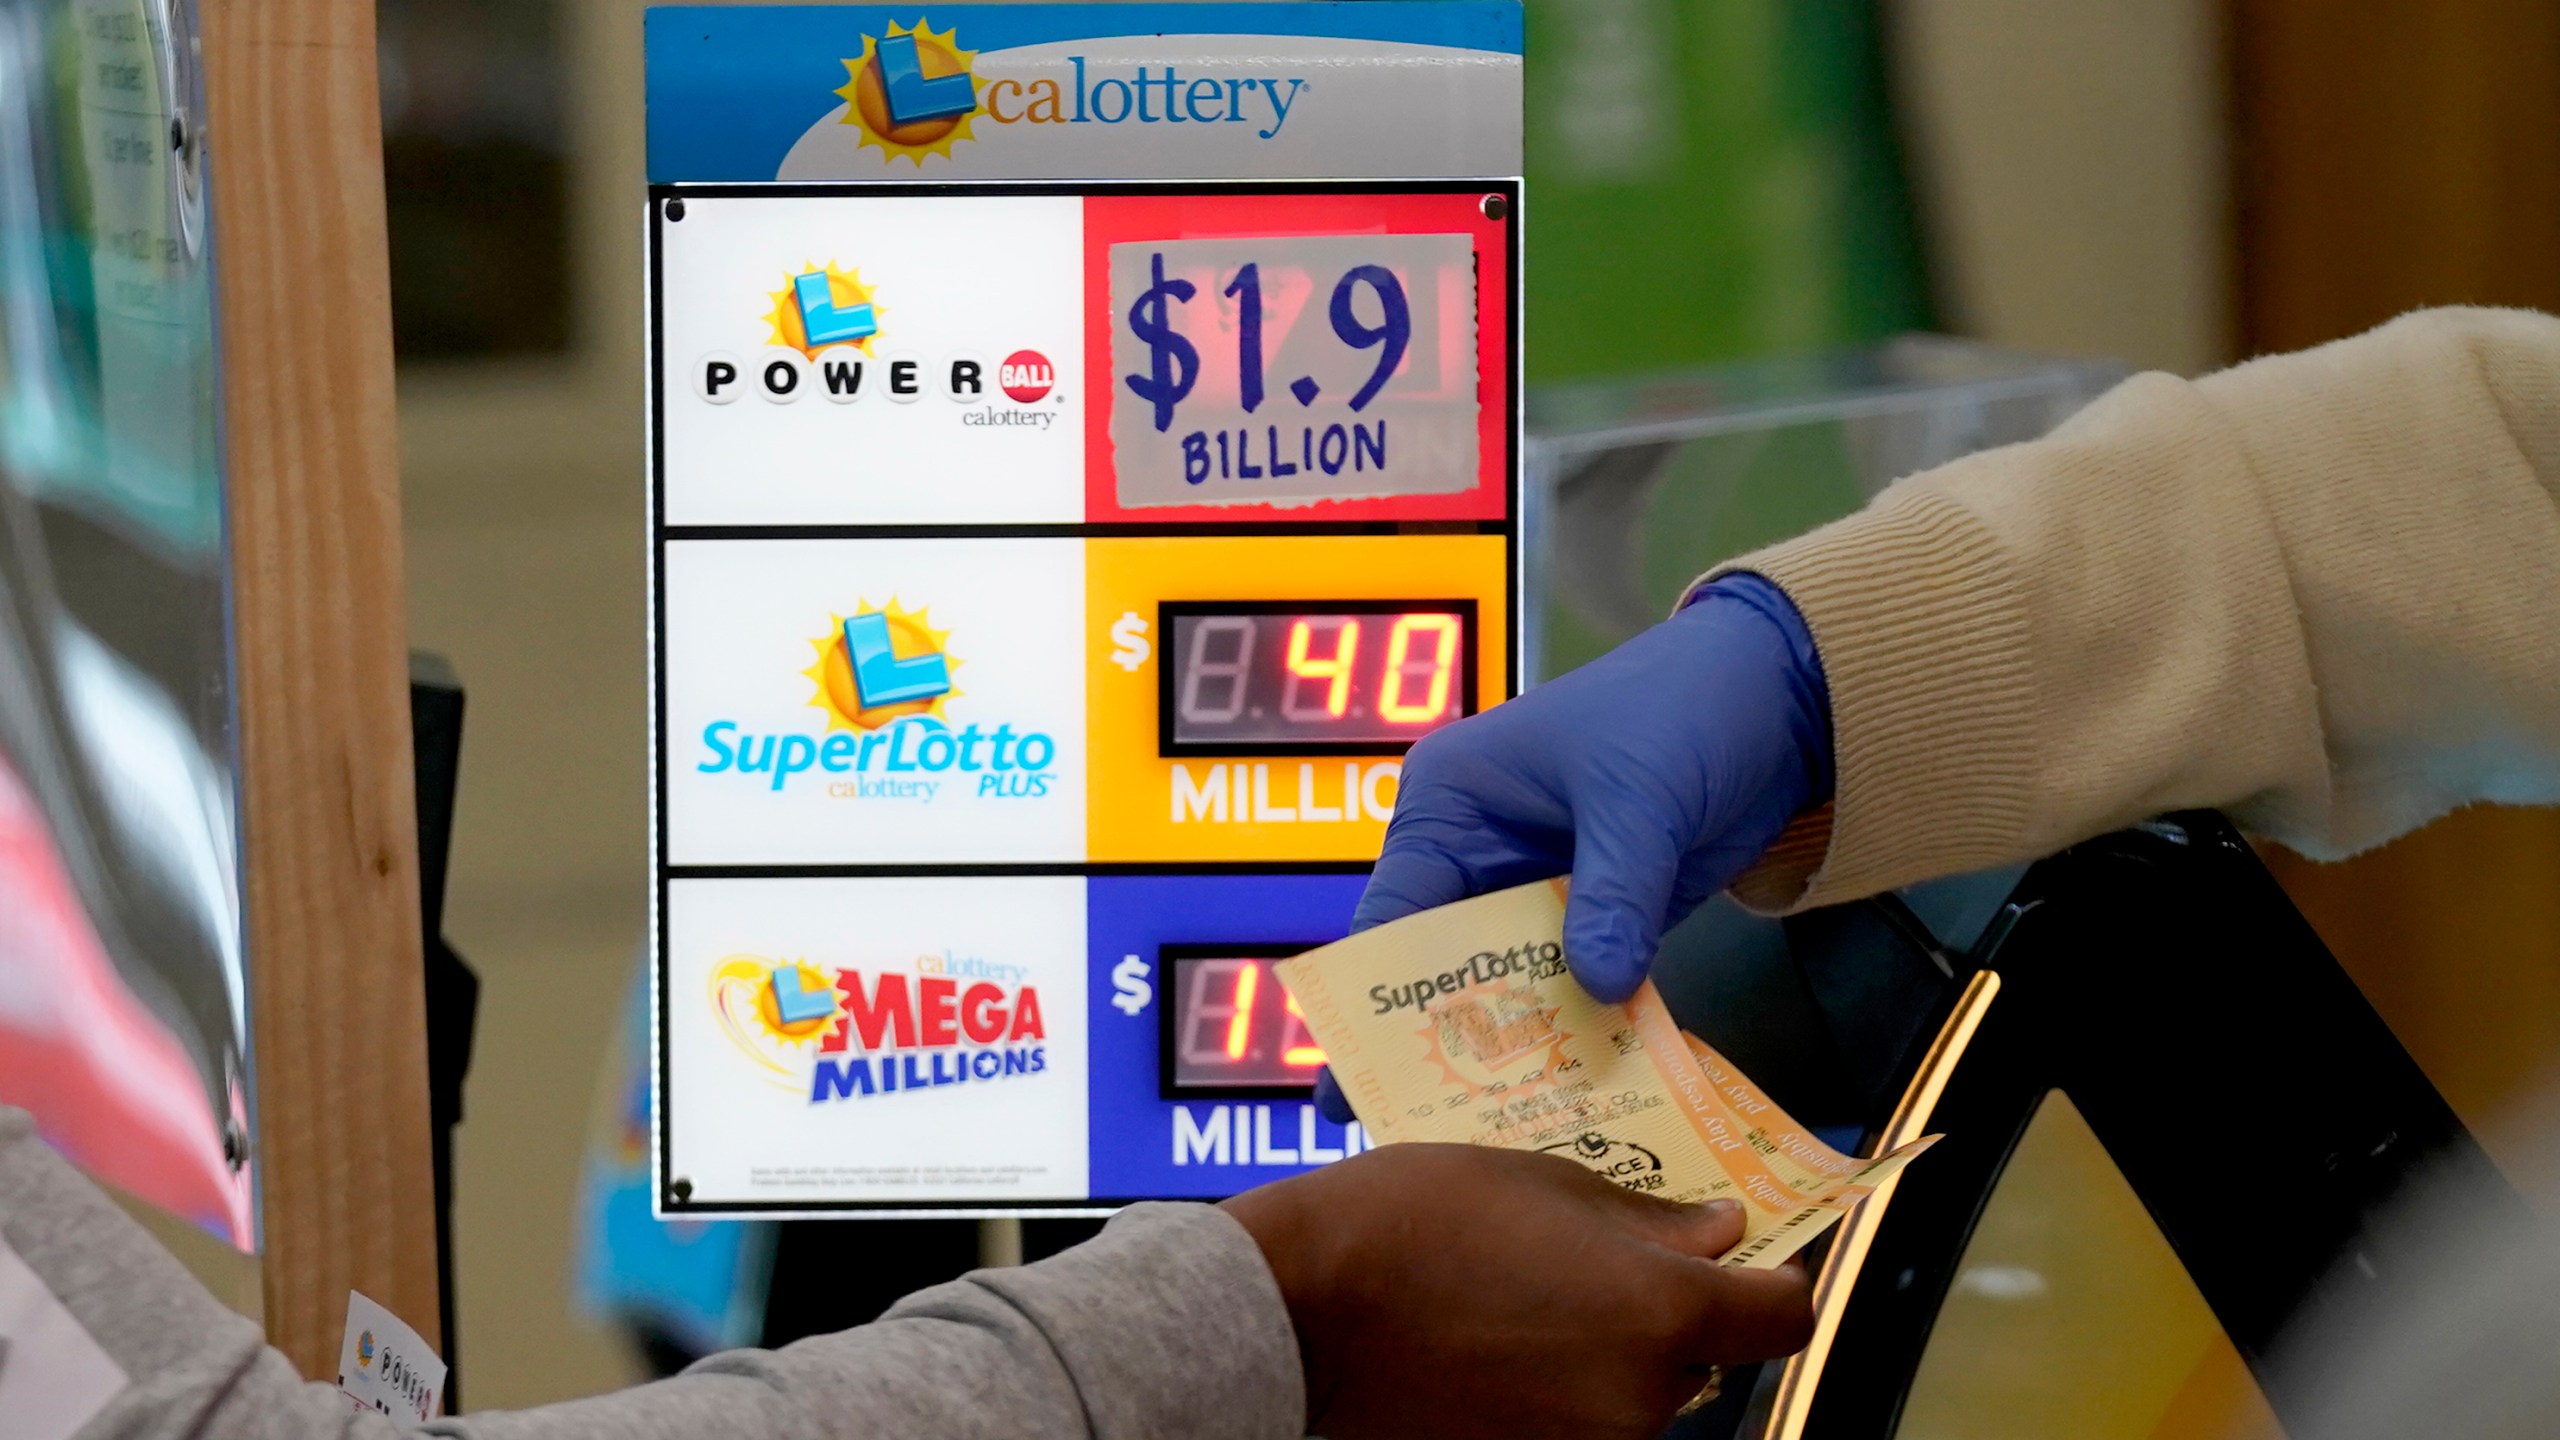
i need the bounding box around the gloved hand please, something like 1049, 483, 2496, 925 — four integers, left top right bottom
1316, 573, 1830, 1123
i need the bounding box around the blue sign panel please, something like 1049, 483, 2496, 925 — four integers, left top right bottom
1084, 872, 1369, 1199
647, 3, 1523, 182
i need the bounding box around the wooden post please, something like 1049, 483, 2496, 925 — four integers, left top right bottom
202, 0, 442, 1376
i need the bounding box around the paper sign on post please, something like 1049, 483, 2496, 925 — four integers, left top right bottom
1107, 232, 1481, 510
1275, 879, 1937, 1270
336, 1290, 445, 1423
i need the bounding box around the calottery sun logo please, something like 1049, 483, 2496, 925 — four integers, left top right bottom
766, 262, 880, 358
837, 20, 985, 165
712, 955, 841, 1090
804, 601, 960, 731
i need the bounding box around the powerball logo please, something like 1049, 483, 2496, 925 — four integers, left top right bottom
693, 261, 1057, 418
834, 17, 1311, 167
694, 601, 1058, 801
712, 952, 1049, 1104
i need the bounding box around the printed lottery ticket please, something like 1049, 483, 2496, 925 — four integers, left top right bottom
1275, 879, 1936, 1270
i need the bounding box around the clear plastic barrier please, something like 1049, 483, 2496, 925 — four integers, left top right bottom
0, 0, 251, 1248
1525, 337, 2124, 679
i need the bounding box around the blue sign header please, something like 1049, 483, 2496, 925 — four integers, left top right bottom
647, 3, 1524, 182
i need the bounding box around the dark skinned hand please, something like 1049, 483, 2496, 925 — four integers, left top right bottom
1220, 1143, 1815, 1440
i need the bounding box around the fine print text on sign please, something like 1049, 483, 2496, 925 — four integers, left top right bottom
1110, 233, 1480, 509
1276, 880, 1937, 1270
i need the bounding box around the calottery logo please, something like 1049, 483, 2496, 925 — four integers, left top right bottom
768, 261, 880, 358
695, 601, 1058, 801
710, 951, 1049, 1104
831, 16, 1312, 167
806, 600, 958, 731
838, 21, 985, 164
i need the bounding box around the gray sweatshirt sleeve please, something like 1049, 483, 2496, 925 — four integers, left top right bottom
0, 1108, 1303, 1440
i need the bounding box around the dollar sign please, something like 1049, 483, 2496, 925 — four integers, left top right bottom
1110, 954, 1153, 1016
1123, 251, 1198, 433
1108, 611, 1151, 672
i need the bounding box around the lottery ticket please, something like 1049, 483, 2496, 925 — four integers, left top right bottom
1275, 879, 1936, 1270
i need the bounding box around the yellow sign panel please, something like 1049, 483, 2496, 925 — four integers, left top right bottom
1086, 534, 1508, 863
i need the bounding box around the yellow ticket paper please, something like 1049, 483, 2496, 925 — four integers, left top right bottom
1275, 880, 1937, 1269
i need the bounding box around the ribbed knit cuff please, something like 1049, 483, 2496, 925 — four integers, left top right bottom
1689, 488, 2036, 912
1727, 804, 1834, 912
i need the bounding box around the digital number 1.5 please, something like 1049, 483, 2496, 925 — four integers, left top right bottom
1170, 956, 1327, 1092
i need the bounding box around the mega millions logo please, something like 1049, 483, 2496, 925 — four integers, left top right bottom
830, 16, 1313, 168
711, 951, 1050, 1104
695, 600, 1058, 800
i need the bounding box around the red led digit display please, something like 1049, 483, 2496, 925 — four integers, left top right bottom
1158, 600, 1477, 755
1161, 948, 1328, 1095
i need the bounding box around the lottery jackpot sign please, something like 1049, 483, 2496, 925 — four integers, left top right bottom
648, 5, 1521, 1219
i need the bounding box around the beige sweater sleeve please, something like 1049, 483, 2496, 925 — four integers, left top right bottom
1710, 306, 2560, 912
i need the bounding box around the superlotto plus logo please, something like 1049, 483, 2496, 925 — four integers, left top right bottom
694, 600, 1058, 802
692, 260, 1057, 426
711, 951, 1049, 1105
833, 17, 1311, 168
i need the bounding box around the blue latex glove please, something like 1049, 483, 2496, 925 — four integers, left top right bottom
1315, 573, 1831, 1123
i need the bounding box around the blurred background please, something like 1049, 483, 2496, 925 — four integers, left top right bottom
377, 0, 2560, 1408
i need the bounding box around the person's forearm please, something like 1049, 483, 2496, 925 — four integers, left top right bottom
0, 1107, 1301, 1440
0, 1107, 386, 1440
453, 1204, 1301, 1440
1706, 306, 2560, 910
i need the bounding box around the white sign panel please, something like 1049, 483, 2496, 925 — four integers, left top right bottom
662, 536, 1086, 866
659, 194, 1086, 527
664, 875, 1090, 1205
